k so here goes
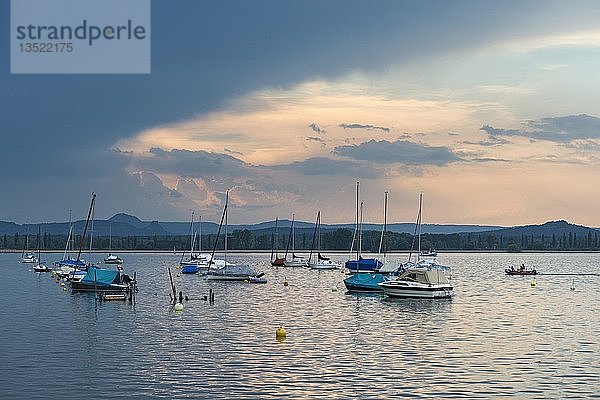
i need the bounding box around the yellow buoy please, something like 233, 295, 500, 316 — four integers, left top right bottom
63, 287, 67, 291
531, 280, 537, 286
174, 303, 184, 312
331, 285, 338, 292
283, 279, 289, 287
276, 326, 287, 339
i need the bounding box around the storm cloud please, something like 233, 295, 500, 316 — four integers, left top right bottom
333, 139, 461, 166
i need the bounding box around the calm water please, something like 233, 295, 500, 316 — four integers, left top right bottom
0, 252, 598, 399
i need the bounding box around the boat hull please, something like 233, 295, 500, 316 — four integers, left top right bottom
283, 260, 307, 267
344, 273, 387, 292
309, 262, 340, 270
70, 281, 130, 292
345, 258, 382, 273
379, 281, 453, 298
505, 269, 537, 276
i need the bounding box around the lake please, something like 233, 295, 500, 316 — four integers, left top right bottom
0, 252, 598, 399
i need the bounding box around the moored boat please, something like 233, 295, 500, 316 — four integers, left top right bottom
307, 210, 340, 270
378, 260, 453, 298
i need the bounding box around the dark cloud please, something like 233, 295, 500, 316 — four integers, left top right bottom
306, 136, 325, 144
464, 135, 511, 146
339, 123, 390, 133
333, 139, 461, 166
224, 148, 244, 156
273, 157, 379, 178
132, 148, 255, 178
481, 114, 600, 143
308, 123, 326, 134
470, 157, 511, 163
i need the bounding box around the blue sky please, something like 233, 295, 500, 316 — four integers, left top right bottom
3, 1, 600, 225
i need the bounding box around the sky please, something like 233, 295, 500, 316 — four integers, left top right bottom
2, 0, 600, 226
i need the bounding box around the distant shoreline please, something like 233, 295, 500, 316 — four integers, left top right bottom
2, 249, 600, 254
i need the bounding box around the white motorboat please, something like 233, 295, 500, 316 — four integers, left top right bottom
379, 194, 452, 299
378, 260, 453, 298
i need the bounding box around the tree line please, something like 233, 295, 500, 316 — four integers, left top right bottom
3, 228, 600, 252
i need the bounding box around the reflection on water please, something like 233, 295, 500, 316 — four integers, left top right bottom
0, 252, 598, 399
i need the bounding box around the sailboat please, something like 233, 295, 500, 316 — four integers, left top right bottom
33, 225, 52, 272
378, 193, 453, 298
180, 212, 212, 274
104, 223, 124, 264
55, 211, 87, 270
70, 193, 137, 293
283, 213, 307, 267
20, 230, 38, 263
271, 217, 286, 266
344, 191, 398, 292
206, 191, 265, 282
308, 211, 340, 270
345, 182, 382, 273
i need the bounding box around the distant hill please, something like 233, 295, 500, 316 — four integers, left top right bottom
482, 220, 600, 237
0, 213, 596, 238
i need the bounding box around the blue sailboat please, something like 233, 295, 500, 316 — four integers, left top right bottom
345, 182, 383, 273
68, 193, 137, 293
344, 191, 398, 292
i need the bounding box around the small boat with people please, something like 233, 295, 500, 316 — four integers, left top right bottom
505, 264, 537, 275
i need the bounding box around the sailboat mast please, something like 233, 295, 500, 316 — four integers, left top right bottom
190, 211, 195, 257
418, 193, 423, 258
199, 215, 202, 253
63, 211, 72, 261
74, 193, 96, 273
108, 223, 112, 253
292, 214, 296, 258
383, 191, 388, 258
224, 191, 228, 264
358, 201, 363, 257
377, 191, 388, 257
356, 181, 360, 261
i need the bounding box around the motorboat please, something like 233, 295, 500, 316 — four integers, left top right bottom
104, 254, 124, 265
378, 260, 453, 298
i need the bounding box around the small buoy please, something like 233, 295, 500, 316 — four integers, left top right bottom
244, 279, 249, 283
331, 285, 338, 292
174, 303, 184, 312
63, 287, 67, 291
531, 280, 537, 287
276, 326, 287, 339
176, 273, 181, 277
570, 278, 575, 291
283, 279, 289, 287
60, 282, 65, 287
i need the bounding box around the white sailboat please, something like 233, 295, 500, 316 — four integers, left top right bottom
104, 223, 124, 264
180, 212, 212, 274
308, 211, 340, 270
33, 225, 52, 272
20, 230, 38, 264
206, 191, 265, 282
379, 193, 453, 298
284, 213, 307, 267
